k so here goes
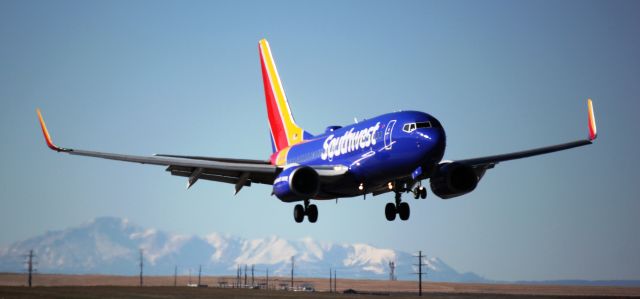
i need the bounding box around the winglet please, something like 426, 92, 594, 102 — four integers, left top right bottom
587, 99, 597, 141
36, 108, 69, 152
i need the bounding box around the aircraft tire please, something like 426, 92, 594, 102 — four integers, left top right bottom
385, 203, 396, 221
294, 204, 305, 223
398, 202, 410, 221
307, 204, 318, 223
420, 188, 427, 199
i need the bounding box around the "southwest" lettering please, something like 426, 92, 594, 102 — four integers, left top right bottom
321, 122, 380, 161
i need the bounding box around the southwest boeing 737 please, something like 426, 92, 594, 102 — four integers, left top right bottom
37, 39, 598, 223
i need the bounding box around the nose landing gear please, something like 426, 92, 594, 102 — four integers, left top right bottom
385, 192, 411, 221
294, 200, 318, 223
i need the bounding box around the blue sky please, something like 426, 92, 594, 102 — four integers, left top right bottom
1, 0, 639, 281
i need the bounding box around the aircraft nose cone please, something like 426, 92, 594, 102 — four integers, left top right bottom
416, 128, 446, 163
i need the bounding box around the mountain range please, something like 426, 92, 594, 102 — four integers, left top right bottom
0, 217, 484, 282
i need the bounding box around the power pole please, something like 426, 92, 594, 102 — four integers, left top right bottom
25, 250, 36, 287
251, 264, 254, 287
266, 268, 269, 290
414, 251, 427, 296
198, 265, 202, 286
329, 267, 332, 293
236, 265, 240, 288
139, 249, 144, 287
333, 269, 337, 292
244, 264, 247, 287
290, 256, 294, 290
174, 265, 177, 287
389, 261, 396, 281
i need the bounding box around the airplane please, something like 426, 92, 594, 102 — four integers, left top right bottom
37, 39, 598, 223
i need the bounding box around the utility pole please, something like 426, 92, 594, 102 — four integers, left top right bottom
333, 269, 337, 292
25, 250, 36, 287
290, 256, 295, 290
251, 264, 255, 287
244, 264, 248, 287
236, 265, 240, 288
389, 261, 396, 281
329, 267, 332, 293
139, 249, 144, 287
174, 265, 177, 287
414, 251, 427, 296
266, 268, 269, 290
198, 265, 202, 286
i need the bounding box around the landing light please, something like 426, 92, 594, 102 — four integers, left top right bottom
358, 183, 364, 191
387, 182, 393, 190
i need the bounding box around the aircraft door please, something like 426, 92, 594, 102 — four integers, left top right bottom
384, 120, 396, 150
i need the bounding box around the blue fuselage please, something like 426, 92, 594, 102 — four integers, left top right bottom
281, 111, 446, 199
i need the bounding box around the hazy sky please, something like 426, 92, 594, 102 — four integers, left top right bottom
1, 0, 639, 281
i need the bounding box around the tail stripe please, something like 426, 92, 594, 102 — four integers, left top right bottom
259, 39, 304, 151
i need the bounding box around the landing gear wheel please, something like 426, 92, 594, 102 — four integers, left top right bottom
413, 190, 420, 199
385, 203, 396, 221
398, 202, 410, 221
307, 204, 318, 223
420, 187, 427, 199
293, 204, 305, 223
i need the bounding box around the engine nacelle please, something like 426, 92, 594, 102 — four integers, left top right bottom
273, 165, 320, 202
430, 162, 478, 199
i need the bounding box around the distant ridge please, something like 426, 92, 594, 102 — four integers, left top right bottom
0, 217, 484, 282
513, 280, 640, 287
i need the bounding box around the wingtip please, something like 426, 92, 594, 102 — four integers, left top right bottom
36, 108, 68, 152
587, 99, 597, 141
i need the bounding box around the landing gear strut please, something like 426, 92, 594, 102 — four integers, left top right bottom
385, 192, 410, 221
413, 184, 427, 199
294, 200, 318, 223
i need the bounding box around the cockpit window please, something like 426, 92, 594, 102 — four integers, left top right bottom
402, 123, 417, 133
403, 121, 432, 133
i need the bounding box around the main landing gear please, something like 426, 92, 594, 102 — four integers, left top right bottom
294, 200, 318, 223
385, 183, 427, 221
385, 192, 410, 221
413, 185, 427, 199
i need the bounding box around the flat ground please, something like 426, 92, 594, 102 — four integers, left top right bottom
1, 273, 639, 298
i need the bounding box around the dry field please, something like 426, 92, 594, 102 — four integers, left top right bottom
1, 273, 639, 298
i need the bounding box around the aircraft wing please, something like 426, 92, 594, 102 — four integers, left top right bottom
453, 99, 598, 178
37, 109, 277, 192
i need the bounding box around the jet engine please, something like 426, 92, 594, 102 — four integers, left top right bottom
273, 165, 320, 202
429, 162, 478, 199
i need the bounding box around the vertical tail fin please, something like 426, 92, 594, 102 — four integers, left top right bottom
259, 39, 310, 152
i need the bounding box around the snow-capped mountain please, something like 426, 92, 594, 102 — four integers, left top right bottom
0, 217, 484, 282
